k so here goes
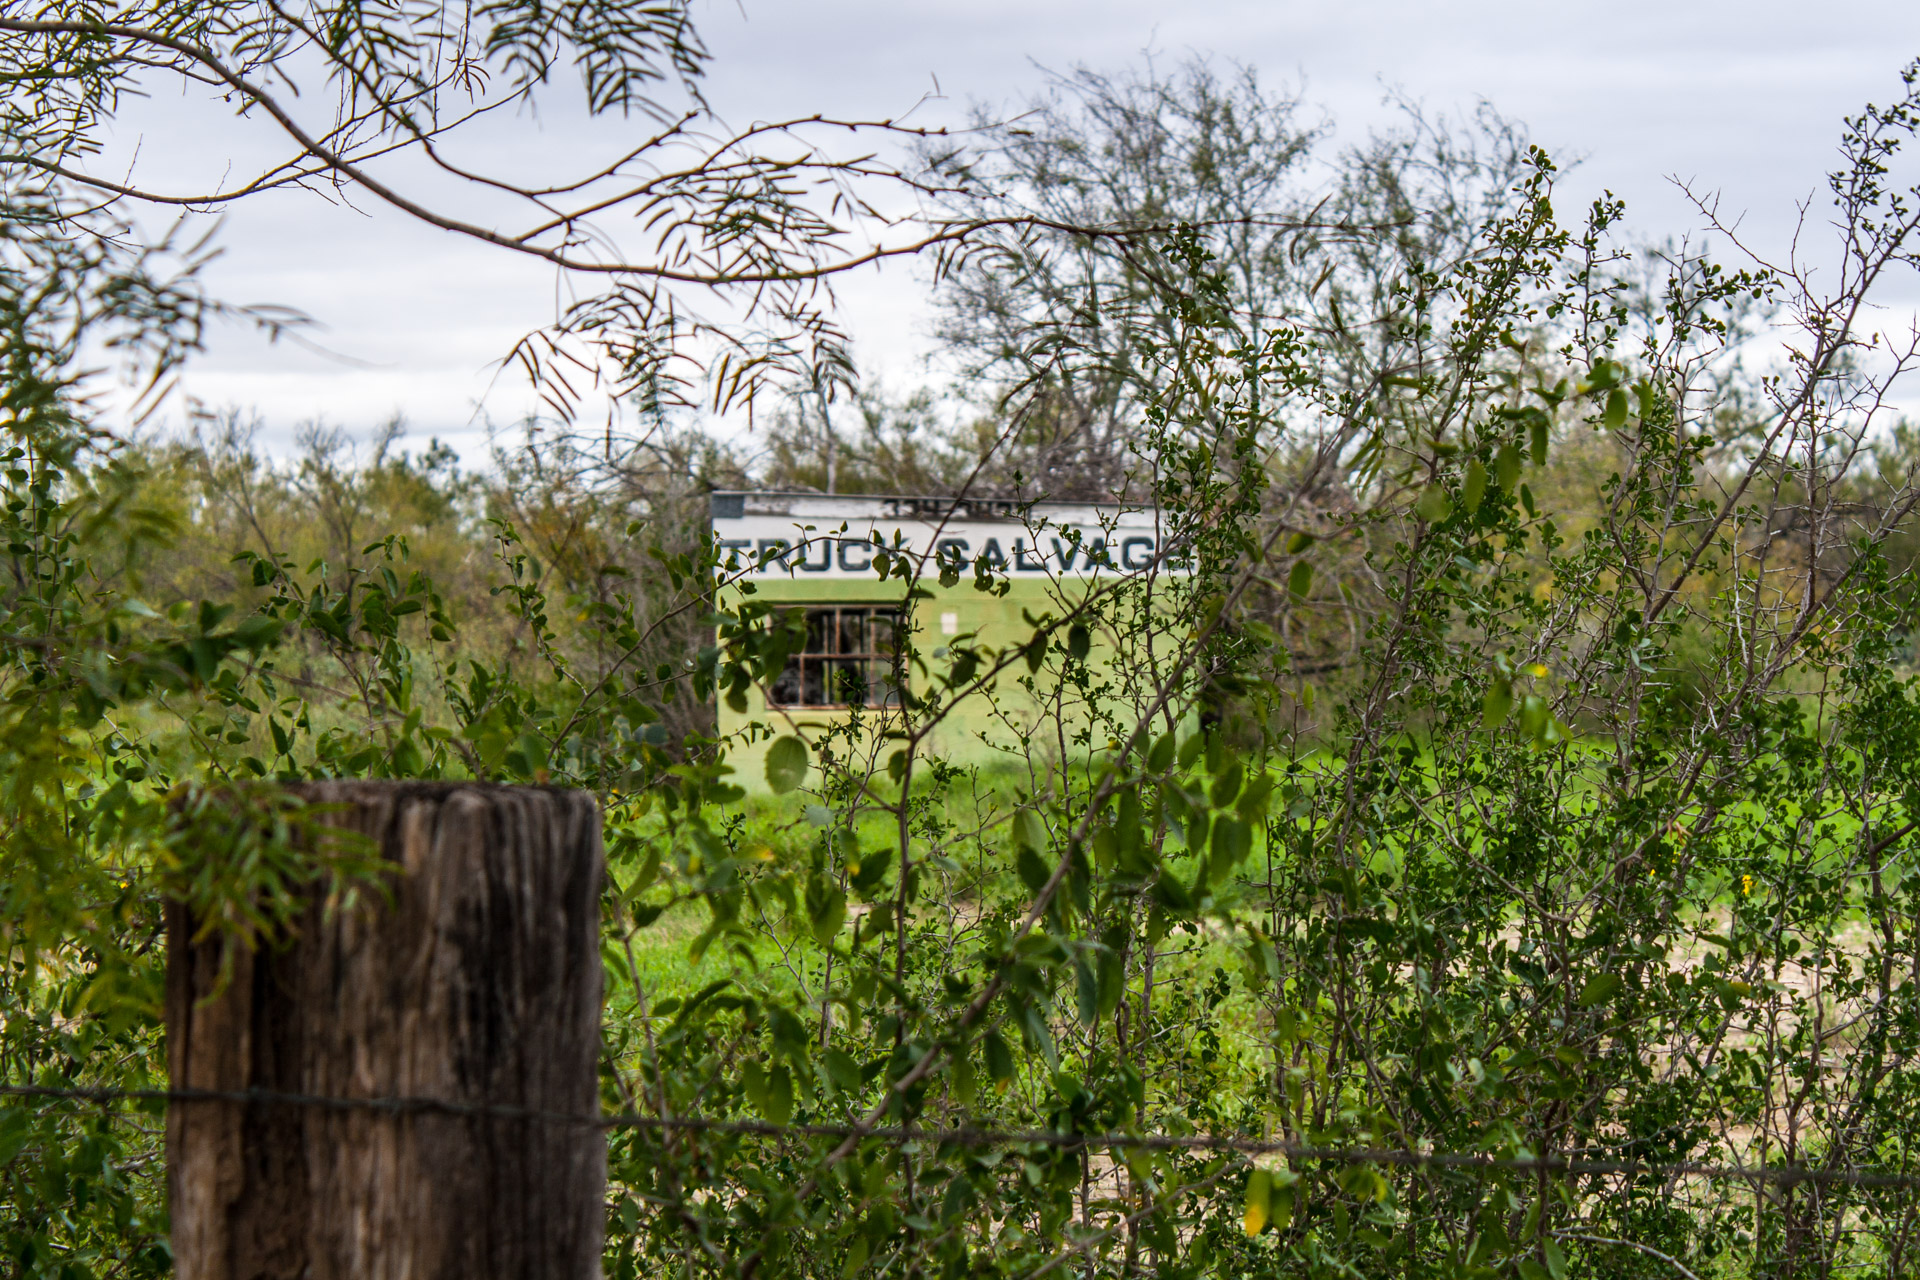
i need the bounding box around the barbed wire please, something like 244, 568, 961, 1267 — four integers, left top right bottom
6, 1081, 1918, 1189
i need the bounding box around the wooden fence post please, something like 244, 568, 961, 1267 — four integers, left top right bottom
166, 781, 606, 1280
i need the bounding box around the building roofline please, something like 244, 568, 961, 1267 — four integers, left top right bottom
709, 490, 1149, 522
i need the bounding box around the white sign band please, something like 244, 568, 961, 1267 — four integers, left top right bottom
711, 510, 1180, 580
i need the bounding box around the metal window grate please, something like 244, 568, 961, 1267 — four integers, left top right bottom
767, 606, 903, 709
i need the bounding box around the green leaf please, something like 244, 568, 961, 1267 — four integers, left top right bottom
1519, 694, 1550, 740
1462, 460, 1489, 513
1236, 773, 1274, 822
938, 1175, 975, 1224
1017, 995, 1057, 1067
1209, 816, 1252, 885
983, 1030, 1015, 1086
1270, 1186, 1294, 1234
1024, 630, 1048, 672
741, 1059, 768, 1110
0, 1110, 31, 1167
1578, 973, 1624, 1007
764, 1065, 793, 1125
765, 735, 809, 793
507, 732, 547, 778
1416, 485, 1452, 523
950, 1054, 976, 1105
1244, 1168, 1272, 1235
1091, 827, 1118, 871
1075, 957, 1098, 1028
822, 1047, 861, 1092
949, 646, 981, 687
1483, 678, 1514, 728
809, 885, 846, 946
1287, 558, 1314, 599
1530, 418, 1550, 465
1495, 441, 1522, 491
633, 846, 662, 892
1584, 358, 1625, 391
1095, 948, 1125, 1021
1067, 623, 1090, 661
1178, 734, 1205, 769
1602, 387, 1629, 431
1633, 379, 1658, 417
1544, 1240, 1568, 1280
1016, 846, 1051, 894
1209, 759, 1244, 808
229, 614, 283, 650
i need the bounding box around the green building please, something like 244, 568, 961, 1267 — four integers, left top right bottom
711, 491, 1181, 786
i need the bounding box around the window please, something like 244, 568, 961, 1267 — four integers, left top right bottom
768, 606, 903, 709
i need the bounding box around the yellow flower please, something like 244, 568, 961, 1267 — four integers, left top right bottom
1739, 874, 1754, 896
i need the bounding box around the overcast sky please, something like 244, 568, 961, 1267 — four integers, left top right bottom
135, 0, 1920, 461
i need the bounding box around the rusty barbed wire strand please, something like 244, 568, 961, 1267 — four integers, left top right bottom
5, 1082, 1917, 1189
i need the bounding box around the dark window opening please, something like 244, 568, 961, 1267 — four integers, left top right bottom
767, 606, 903, 709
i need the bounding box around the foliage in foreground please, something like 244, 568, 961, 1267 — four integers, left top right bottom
6, 9, 1920, 1280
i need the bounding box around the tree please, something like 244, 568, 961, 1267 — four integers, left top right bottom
887, 60, 1562, 699
0, 0, 989, 418
915, 60, 1538, 501
638, 62, 1920, 1279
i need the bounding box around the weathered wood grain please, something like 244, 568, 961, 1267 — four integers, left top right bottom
168, 781, 606, 1280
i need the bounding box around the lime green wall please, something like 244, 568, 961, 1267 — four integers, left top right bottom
719, 574, 1128, 788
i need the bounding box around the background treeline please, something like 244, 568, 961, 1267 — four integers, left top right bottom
118, 56, 1920, 745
